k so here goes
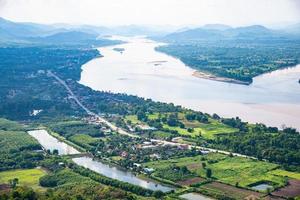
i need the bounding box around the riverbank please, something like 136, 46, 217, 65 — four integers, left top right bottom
192, 71, 251, 85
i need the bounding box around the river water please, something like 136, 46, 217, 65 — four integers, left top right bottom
28, 130, 79, 155
28, 129, 172, 191
80, 36, 300, 129
72, 156, 173, 192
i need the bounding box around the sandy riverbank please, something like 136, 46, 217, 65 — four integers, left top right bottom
192, 71, 251, 85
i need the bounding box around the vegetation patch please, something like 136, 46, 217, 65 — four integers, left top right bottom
153, 165, 195, 182
0, 168, 47, 191
269, 169, 300, 180
69, 134, 99, 150
0, 129, 43, 171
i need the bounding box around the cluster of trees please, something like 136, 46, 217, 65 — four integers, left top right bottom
185, 112, 209, 123
48, 120, 104, 138
213, 125, 300, 171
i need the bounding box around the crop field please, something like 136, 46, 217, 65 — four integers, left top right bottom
269, 169, 300, 180
195, 156, 285, 188
0, 168, 47, 190
0, 130, 40, 153
144, 153, 294, 190
272, 179, 300, 198
199, 182, 263, 199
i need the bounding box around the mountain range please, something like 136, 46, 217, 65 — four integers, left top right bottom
1, 17, 299, 45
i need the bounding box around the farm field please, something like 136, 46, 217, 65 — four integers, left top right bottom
272, 179, 300, 198
0, 130, 40, 153
198, 181, 263, 199
144, 153, 300, 190
0, 168, 47, 191
269, 169, 300, 180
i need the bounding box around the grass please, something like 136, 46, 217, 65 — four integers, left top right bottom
152, 131, 172, 139
269, 169, 300, 180
69, 134, 99, 149
125, 115, 141, 125
0, 168, 47, 191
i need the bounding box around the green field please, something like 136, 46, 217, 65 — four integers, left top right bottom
0, 118, 24, 131
269, 169, 300, 180
0, 168, 47, 190
125, 115, 143, 125
144, 153, 294, 189
0, 130, 40, 153
69, 134, 99, 149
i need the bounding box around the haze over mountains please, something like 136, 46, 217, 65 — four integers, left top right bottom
0, 17, 300, 46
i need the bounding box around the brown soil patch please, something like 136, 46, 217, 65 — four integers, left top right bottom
177, 177, 205, 186
0, 184, 11, 193
272, 179, 300, 198
187, 163, 201, 170
203, 182, 263, 199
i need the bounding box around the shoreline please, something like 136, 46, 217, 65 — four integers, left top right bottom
192, 71, 251, 85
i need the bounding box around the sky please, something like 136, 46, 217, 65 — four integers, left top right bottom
0, 0, 299, 27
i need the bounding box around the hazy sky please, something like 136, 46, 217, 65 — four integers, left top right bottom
0, 0, 299, 26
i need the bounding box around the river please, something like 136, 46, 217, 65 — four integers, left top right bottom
28, 130, 80, 155
28, 129, 173, 192
80, 36, 300, 129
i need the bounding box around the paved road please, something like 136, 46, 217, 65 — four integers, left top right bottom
48, 70, 138, 138
48, 71, 255, 159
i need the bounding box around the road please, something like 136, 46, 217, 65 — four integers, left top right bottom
48, 70, 138, 138
48, 70, 255, 159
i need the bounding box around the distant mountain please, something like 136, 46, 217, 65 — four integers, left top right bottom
0, 18, 122, 46
159, 24, 292, 42
32, 31, 98, 43
0, 17, 55, 39
283, 23, 300, 35
202, 24, 232, 31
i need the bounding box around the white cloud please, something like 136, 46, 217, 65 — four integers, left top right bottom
0, 0, 299, 26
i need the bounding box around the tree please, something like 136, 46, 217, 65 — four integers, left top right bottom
206, 168, 212, 178
153, 190, 164, 198
137, 111, 146, 121
201, 162, 206, 169
9, 178, 19, 188
53, 149, 59, 155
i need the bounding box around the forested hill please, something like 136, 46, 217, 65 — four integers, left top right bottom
154, 25, 300, 83
0, 17, 122, 47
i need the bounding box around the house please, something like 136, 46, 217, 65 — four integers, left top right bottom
121, 151, 128, 158
200, 150, 210, 154
144, 168, 155, 174
178, 144, 189, 150
133, 163, 141, 167
171, 137, 182, 143
150, 153, 161, 159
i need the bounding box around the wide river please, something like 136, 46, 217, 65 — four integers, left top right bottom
80, 36, 300, 130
